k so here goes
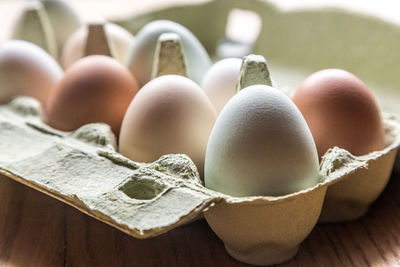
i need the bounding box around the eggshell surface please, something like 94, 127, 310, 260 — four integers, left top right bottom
202, 58, 242, 115
119, 75, 216, 174
0, 40, 62, 107
126, 20, 211, 87
205, 85, 320, 197
46, 55, 138, 135
292, 69, 385, 158
61, 23, 134, 69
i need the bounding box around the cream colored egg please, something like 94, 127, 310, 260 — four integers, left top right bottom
0, 40, 62, 107
205, 85, 320, 197
119, 75, 216, 175
202, 58, 242, 115
61, 22, 134, 69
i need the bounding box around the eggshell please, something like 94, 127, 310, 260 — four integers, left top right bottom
0, 40, 62, 107
205, 85, 320, 197
61, 22, 134, 69
126, 20, 211, 86
202, 58, 242, 115
46, 55, 138, 135
119, 75, 216, 174
10, 1, 58, 58
292, 69, 385, 159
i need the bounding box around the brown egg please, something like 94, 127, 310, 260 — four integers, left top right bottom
46, 55, 138, 135
292, 68, 385, 159
119, 75, 217, 175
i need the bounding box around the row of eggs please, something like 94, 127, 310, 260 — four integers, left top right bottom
1, 2, 385, 199
9, 0, 210, 84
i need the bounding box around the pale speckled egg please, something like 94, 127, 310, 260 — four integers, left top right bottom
292, 69, 385, 159
119, 75, 217, 175
202, 58, 242, 115
46, 55, 138, 135
0, 40, 62, 107
205, 85, 320, 197
61, 22, 134, 69
126, 20, 211, 87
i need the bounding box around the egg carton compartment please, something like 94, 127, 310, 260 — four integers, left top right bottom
319, 114, 400, 222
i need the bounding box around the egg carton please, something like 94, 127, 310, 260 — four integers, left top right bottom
1, 96, 399, 265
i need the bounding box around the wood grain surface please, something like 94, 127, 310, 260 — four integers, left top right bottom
1, 170, 400, 267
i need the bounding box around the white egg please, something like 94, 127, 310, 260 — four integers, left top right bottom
205, 85, 320, 197
126, 20, 211, 86
0, 40, 63, 107
202, 58, 242, 115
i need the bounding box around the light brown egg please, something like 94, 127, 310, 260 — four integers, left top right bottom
46, 55, 138, 135
292, 68, 385, 159
119, 75, 217, 175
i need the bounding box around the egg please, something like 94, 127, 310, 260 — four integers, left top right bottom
46, 55, 138, 135
202, 58, 242, 115
0, 40, 62, 106
10, 1, 58, 58
292, 69, 385, 158
61, 22, 134, 69
119, 75, 216, 174
205, 85, 320, 197
126, 20, 211, 87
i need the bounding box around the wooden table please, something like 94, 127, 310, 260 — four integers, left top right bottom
1, 170, 400, 267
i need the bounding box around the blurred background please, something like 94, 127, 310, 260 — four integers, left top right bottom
1, 0, 400, 42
